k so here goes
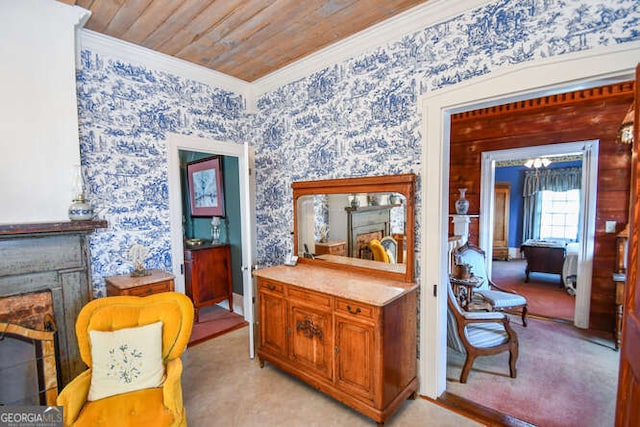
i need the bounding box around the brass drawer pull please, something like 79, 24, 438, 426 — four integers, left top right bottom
346, 305, 361, 315
267, 283, 276, 291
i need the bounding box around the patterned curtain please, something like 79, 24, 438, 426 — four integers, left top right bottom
521, 167, 582, 242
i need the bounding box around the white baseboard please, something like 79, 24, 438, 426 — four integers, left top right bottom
509, 247, 522, 259
215, 292, 245, 317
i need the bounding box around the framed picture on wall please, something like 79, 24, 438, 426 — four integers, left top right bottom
187, 156, 225, 217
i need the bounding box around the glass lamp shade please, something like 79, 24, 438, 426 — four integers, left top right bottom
71, 164, 85, 200
211, 216, 222, 243
68, 164, 94, 220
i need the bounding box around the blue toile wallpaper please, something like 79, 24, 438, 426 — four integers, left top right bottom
76, 50, 246, 296
251, 0, 639, 269
76, 0, 639, 296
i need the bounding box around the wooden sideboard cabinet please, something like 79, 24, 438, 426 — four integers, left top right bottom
105, 269, 175, 297
254, 264, 417, 426
184, 243, 233, 322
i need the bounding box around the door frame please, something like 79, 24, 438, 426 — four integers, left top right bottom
479, 141, 599, 329
418, 41, 640, 399
167, 134, 256, 357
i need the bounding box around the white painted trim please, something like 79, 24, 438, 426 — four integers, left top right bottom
576, 141, 599, 328
166, 135, 255, 356
241, 143, 258, 358
480, 141, 599, 329
79, 30, 252, 103
418, 41, 640, 399
215, 292, 245, 316
252, 0, 491, 97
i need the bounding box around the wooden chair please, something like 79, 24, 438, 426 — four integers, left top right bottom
359, 240, 390, 263
454, 242, 528, 326
369, 239, 390, 263
380, 236, 397, 263
447, 281, 519, 383
358, 242, 373, 260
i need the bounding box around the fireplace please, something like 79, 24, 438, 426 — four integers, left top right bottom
0, 220, 106, 386
345, 205, 392, 258
0, 290, 58, 405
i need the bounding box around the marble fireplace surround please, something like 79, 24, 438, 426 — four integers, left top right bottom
0, 220, 106, 386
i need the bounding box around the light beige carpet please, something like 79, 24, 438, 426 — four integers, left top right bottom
182, 327, 483, 427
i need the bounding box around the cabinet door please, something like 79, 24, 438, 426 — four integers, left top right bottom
289, 302, 333, 381
335, 314, 376, 402
258, 281, 287, 357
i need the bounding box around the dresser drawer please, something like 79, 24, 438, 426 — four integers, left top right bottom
258, 279, 285, 294
315, 240, 346, 257
328, 245, 345, 256
336, 298, 375, 321
288, 286, 332, 309
121, 280, 172, 297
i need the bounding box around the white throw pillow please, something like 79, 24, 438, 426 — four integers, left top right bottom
88, 321, 164, 401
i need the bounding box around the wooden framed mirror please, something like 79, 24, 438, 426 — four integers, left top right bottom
292, 173, 415, 282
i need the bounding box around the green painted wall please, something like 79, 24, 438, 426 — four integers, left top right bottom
179, 150, 244, 296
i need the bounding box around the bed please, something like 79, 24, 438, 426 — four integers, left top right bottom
562, 243, 579, 295
520, 240, 567, 286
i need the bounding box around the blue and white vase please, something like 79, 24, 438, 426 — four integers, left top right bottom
455, 188, 469, 215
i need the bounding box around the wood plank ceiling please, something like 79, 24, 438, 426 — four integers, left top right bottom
59, 0, 431, 82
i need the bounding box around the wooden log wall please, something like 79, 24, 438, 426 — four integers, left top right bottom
449, 81, 635, 332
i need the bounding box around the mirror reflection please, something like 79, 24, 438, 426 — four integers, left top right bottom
296, 192, 407, 274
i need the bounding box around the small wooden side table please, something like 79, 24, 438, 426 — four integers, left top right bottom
105, 270, 175, 297
315, 240, 347, 257
449, 275, 484, 310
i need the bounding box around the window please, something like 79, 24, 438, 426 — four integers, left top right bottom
539, 189, 580, 241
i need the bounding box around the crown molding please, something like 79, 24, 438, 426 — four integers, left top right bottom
72, 5, 91, 28
79, 30, 252, 104
76, 0, 489, 112
251, 0, 490, 98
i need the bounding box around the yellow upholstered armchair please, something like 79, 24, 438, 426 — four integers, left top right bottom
57, 292, 194, 427
369, 239, 390, 263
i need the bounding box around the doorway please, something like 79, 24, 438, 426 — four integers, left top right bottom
491, 155, 583, 323
418, 43, 639, 399
479, 141, 598, 328
167, 134, 257, 357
